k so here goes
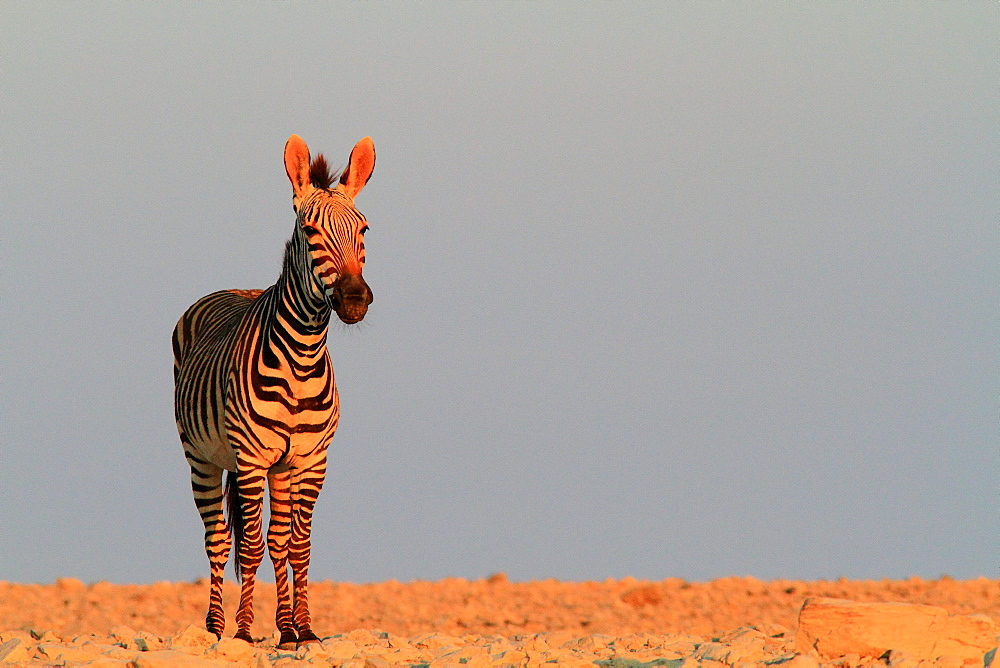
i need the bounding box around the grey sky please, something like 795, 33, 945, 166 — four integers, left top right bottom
2, 3, 997, 585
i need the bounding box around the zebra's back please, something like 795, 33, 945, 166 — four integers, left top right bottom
173, 289, 263, 371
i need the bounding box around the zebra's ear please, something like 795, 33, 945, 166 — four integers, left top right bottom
284, 135, 313, 202
337, 137, 375, 200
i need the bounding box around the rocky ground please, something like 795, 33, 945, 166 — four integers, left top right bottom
0, 576, 996, 666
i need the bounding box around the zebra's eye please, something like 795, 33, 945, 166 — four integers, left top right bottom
360, 225, 369, 236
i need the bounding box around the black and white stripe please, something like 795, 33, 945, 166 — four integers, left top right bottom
173, 135, 375, 648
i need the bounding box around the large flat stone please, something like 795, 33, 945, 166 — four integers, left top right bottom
796, 596, 997, 662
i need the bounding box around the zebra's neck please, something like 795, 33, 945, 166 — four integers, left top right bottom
270, 227, 332, 353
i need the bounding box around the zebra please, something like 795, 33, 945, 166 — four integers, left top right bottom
172, 135, 375, 648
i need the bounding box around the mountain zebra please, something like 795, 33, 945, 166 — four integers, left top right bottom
172, 135, 376, 648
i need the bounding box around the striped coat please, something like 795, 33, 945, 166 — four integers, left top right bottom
173, 135, 375, 648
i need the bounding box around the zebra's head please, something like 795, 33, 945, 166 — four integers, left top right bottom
284, 135, 375, 324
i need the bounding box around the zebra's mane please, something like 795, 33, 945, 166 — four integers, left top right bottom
309, 154, 341, 190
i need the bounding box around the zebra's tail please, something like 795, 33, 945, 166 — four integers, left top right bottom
224, 470, 245, 583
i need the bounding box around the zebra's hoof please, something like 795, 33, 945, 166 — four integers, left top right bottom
277, 631, 298, 650
233, 630, 254, 644
296, 630, 321, 648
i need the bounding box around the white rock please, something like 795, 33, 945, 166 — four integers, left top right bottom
0, 638, 31, 664
39, 642, 110, 663
887, 648, 922, 668
796, 597, 997, 663
168, 625, 218, 651
132, 649, 229, 667
782, 654, 821, 668
692, 641, 730, 662
211, 636, 259, 662
318, 639, 360, 660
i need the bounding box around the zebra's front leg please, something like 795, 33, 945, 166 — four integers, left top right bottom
289, 466, 326, 647
186, 451, 230, 640
267, 470, 298, 649
233, 467, 268, 643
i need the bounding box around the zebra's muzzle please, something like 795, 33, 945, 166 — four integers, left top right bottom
330, 274, 373, 324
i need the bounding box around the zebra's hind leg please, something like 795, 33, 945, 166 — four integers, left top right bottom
267, 469, 297, 649
186, 451, 230, 640
232, 465, 268, 643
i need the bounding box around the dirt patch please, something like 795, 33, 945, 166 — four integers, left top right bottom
1, 576, 997, 665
